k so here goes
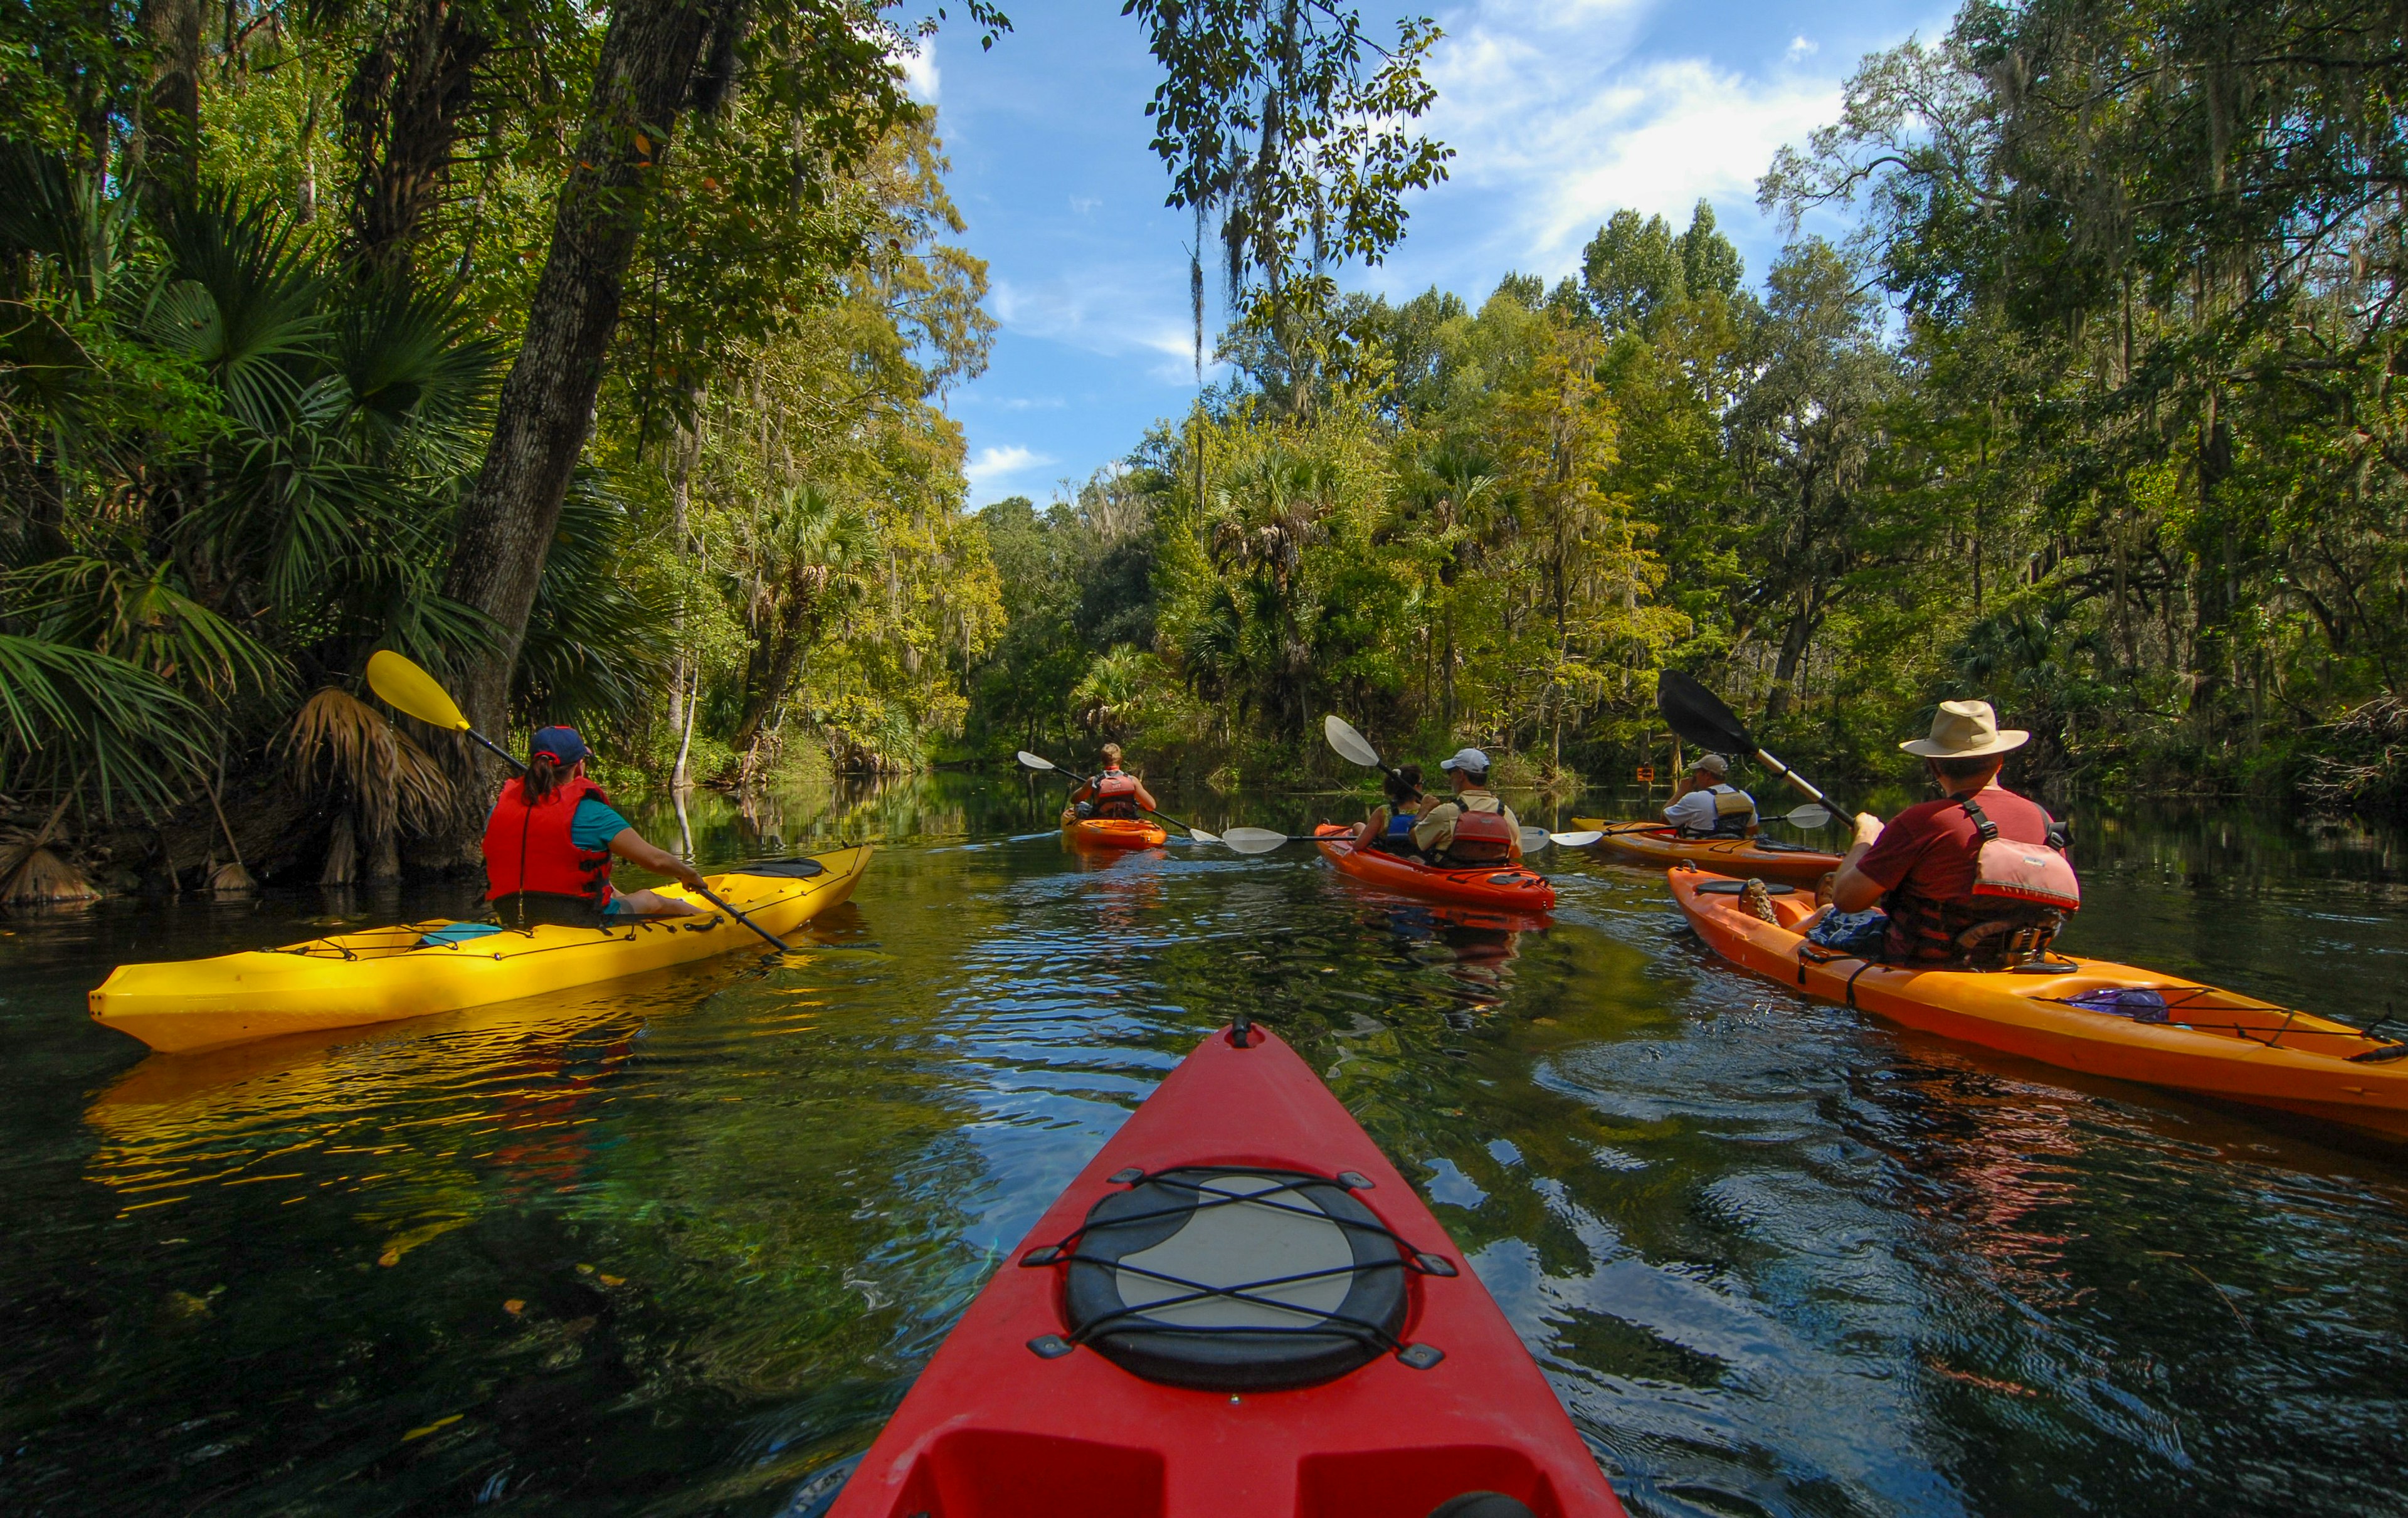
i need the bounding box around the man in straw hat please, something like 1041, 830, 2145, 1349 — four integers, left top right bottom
1828, 700, 2076, 965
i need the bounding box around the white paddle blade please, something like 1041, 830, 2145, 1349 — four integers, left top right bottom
1785, 804, 1834, 830
1184, 825, 1223, 845
1550, 830, 1605, 847
1220, 826, 1292, 855
1015, 751, 1059, 772
1519, 826, 1553, 852
1322, 715, 1382, 769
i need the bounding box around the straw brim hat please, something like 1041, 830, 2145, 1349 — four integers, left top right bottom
1900, 699, 2029, 758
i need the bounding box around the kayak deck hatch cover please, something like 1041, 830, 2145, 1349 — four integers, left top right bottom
820, 1021, 1624, 1518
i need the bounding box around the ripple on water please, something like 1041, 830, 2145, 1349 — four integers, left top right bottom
0, 788, 2404, 1517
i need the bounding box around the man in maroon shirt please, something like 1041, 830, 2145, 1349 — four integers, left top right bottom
1829, 700, 2073, 964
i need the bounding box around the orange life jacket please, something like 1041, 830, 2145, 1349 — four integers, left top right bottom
483, 773, 614, 905
1093, 767, 1142, 820
1440, 795, 1516, 865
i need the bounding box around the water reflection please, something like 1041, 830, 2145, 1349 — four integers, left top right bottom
0, 780, 2402, 1517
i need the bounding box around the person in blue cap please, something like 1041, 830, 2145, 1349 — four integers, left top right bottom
481, 725, 707, 927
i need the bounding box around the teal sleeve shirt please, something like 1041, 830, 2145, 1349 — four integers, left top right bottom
571, 796, 632, 852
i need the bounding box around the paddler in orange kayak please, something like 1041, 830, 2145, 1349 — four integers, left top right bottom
1353, 764, 1430, 855
1413, 748, 1523, 864
1063, 742, 1158, 825
1827, 700, 2079, 966
1661, 751, 1759, 837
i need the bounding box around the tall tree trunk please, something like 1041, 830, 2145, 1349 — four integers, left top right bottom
423, 0, 731, 867
1763, 597, 1816, 722
136, 0, 204, 204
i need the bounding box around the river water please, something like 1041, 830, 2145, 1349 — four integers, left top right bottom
2, 778, 2403, 1517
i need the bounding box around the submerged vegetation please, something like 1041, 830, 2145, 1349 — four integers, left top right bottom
6, 0, 2407, 896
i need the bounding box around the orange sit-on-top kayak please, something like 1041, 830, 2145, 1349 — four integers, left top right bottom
810, 1021, 1627, 1518
1312, 825, 1555, 914
1573, 818, 1840, 886
1064, 814, 1169, 850
1668, 864, 2408, 1137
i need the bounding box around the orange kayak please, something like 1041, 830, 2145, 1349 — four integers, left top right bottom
1575, 818, 1840, 885
1312, 825, 1555, 914
1669, 865, 2408, 1138
1063, 814, 1168, 850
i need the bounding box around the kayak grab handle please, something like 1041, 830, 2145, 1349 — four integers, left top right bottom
1231, 1013, 1256, 1048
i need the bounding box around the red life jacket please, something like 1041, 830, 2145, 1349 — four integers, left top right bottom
1093, 767, 1141, 820
483, 773, 614, 905
1440, 795, 1516, 864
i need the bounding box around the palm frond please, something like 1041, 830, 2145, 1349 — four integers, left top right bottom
516, 472, 675, 732
147, 189, 332, 435
277, 685, 451, 840
0, 633, 208, 816
11, 556, 286, 698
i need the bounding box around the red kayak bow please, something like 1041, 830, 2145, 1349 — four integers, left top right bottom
820, 1021, 1624, 1518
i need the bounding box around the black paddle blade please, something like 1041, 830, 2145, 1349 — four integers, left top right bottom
1656, 670, 1753, 753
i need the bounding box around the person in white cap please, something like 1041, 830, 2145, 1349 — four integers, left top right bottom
1412, 748, 1523, 863
1661, 752, 1758, 838
1827, 700, 2077, 964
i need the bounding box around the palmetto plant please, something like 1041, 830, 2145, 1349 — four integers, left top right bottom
278, 687, 452, 883
1, 150, 501, 872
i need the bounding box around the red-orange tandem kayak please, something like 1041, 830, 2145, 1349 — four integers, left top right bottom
1573, 818, 1840, 885
1064, 814, 1170, 850
1669, 865, 2408, 1138
1312, 825, 1555, 914
816, 1021, 1626, 1517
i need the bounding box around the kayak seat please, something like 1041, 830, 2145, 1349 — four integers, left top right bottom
1428, 1495, 1539, 1518
1030, 1166, 1447, 1391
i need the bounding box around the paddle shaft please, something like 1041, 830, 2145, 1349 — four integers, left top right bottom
1749, 746, 1838, 812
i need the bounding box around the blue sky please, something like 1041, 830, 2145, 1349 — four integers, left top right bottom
915, 0, 1954, 505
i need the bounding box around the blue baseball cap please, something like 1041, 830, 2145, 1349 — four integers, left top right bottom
529, 725, 590, 766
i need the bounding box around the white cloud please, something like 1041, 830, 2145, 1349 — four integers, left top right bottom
989, 273, 1223, 384
1788, 34, 1819, 60
1368, 0, 1848, 285
899, 40, 938, 102
965, 444, 1054, 497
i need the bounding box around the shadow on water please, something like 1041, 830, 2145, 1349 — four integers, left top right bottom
0, 777, 2403, 1516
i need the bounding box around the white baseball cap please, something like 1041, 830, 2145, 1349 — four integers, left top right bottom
1440, 747, 1491, 774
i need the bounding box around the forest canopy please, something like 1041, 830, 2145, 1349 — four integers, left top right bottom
6, 0, 2407, 899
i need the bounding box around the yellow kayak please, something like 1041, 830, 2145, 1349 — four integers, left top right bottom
88, 846, 873, 1055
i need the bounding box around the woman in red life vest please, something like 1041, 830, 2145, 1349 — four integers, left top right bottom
1064, 742, 1158, 823
483, 725, 710, 928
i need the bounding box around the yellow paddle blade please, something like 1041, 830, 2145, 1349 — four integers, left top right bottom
366, 650, 470, 732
